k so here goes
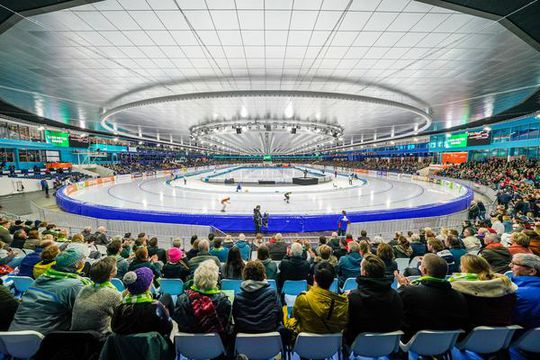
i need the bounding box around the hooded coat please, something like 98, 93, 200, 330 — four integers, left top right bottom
234, 241, 251, 261
336, 252, 361, 285
450, 275, 517, 330
289, 285, 348, 334
232, 280, 282, 333
345, 276, 403, 345
479, 243, 512, 273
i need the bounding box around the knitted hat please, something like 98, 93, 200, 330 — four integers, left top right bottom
54, 248, 86, 271
123, 267, 153, 295
167, 247, 183, 263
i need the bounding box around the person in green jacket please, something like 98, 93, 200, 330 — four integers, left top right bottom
10, 247, 90, 334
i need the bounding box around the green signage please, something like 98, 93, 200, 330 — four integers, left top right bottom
45, 130, 69, 147
263, 155, 272, 161
444, 133, 468, 148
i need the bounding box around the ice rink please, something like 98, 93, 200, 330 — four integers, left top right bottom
66, 166, 466, 216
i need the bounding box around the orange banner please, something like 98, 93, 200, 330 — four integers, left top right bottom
46, 162, 72, 169
442, 152, 468, 164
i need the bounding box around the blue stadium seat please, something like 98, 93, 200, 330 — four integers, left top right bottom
400, 330, 464, 360
175, 333, 225, 360
7, 276, 34, 298
0, 331, 44, 359
452, 326, 521, 359
158, 278, 184, 296
110, 278, 125, 292
221, 279, 242, 294
293, 332, 342, 360
235, 332, 283, 360
350, 330, 404, 358
509, 326, 540, 358
341, 277, 357, 292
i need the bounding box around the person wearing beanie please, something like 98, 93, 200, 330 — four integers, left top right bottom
10, 248, 90, 334
71, 256, 122, 336
162, 247, 190, 281
111, 267, 173, 338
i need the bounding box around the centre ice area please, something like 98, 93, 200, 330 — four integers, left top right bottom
58, 165, 473, 232
204, 166, 331, 184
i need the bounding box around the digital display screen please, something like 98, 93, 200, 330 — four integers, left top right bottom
467, 130, 492, 146
69, 134, 89, 148
45, 130, 69, 147
444, 133, 468, 148
263, 155, 272, 161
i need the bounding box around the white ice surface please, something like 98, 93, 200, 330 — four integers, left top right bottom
68, 167, 465, 216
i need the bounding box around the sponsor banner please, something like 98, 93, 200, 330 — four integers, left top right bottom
376, 170, 387, 177
412, 175, 430, 182
368, 170, 378, 177
116, 174, 132, 184
387, 172, 399, 179
442, 152, 468, 164
132, 172, 143, 178
354, 169, 368, 174
65, 184, 77, 195
401, 173, 413, 180
46, 162, 72, 169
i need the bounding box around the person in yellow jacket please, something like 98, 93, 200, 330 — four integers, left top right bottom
286, 261, 348, 335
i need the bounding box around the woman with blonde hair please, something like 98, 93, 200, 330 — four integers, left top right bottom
449, 254, 516, 330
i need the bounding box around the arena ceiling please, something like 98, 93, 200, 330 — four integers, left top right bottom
0, 0, 539, 154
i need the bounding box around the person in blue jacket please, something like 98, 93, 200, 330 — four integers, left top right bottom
234, 233, 251, 261
510, 253, 540, 329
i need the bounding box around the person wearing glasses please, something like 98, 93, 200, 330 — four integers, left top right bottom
509, 253, 540, 330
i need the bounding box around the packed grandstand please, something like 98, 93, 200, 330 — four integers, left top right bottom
1, 0, 540, 359
0, 157, 539, 359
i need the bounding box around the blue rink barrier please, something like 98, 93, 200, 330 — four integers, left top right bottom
56, 183, 474, 233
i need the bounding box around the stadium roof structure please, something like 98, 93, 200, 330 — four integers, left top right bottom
0, 0, 539, 154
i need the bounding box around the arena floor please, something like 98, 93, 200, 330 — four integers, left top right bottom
67, 166, 463, 216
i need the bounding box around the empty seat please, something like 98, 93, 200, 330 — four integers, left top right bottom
329, 278, 339, 293
8, 276, 34, 297
350, 330, 404, 358
400, 330, 464, 360
293, 332, 342, 360
0, 330, 44, 359
111, 278, 125, 292
175, 332, 226, 360
453, 325, 521, 357
281, 280, 307, 295
396, 258, 410, 273
221, 279, 242, 294
158, 278, 184, 296
341, 277, 357, 292
509, 327, 540, 355
235, 332, 283, 360
267, 279, 277, 290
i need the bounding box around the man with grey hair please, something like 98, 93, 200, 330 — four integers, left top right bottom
510, 253, 540, 329
278, 242, 310, 289
479, 233, 512, 273
187, 239, 221, 275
